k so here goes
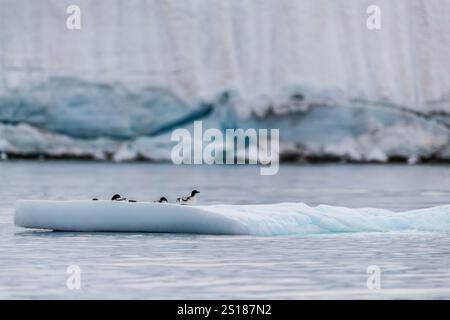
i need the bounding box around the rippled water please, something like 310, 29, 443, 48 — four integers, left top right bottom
1, 161, 450, 299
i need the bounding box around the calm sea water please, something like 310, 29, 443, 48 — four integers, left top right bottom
0, 161, 450, 299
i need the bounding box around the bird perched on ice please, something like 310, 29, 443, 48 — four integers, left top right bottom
176, 190, 200, 205
111, 194, 127, 201
155, 197, 168, 203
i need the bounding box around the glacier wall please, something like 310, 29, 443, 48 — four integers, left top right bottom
1, 0, 450, 162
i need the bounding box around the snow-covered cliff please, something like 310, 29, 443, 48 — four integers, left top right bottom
1, 0, 450, 162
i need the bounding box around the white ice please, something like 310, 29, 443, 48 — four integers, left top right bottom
15, 200, 450, 236
1, 0, 450, 161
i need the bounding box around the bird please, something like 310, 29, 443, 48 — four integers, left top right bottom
155, 196, 168, 203
111, 194, 127, 201
176, 190, 200, 205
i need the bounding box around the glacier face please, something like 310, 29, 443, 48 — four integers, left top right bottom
0, 0, 450, 162
0, 77, 213, 139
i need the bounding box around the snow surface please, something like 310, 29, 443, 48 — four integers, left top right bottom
1, 0, 450, 161
14, 200, 250, 235
15, 200, 450, 236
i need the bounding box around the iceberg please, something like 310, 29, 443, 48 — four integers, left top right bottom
14, 200, 450, 236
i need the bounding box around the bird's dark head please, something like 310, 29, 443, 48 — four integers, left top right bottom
111, 194, 121, 200
159, 197, 168, 203
191, 190, 200, 196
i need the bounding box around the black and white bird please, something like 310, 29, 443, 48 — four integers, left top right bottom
111, 194, 127, 201
155, 196, 168, 203
176, 190, 200, 205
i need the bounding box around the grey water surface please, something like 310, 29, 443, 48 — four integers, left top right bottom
0, 161, 449, 299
